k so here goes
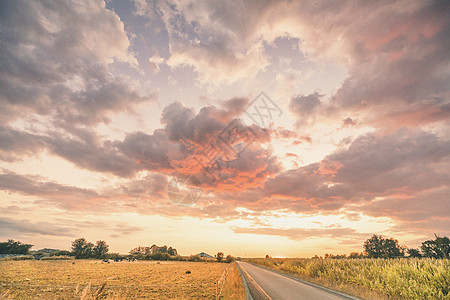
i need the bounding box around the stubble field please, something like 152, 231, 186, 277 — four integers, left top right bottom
0, 260, 245, 299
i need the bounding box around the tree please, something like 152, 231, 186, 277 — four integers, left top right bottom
0, 239, 33, 254
363, 235, 405, 258
128, 245, 179, 260
421, 235, 450, 259
348, 252, 365, 259
92, 240, 109, 259
216, 252, 224, 262
71, 238, 93, 259
226, 255, 233, 263
129, 246, 151, 256
407, 248, 421, 258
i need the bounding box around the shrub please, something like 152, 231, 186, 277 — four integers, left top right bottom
188, 255, 201, 262
0, 255, 34, 261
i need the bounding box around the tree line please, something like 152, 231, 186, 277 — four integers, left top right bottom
0, 238, 235, 262
3, 234, 448, 260
0, 239, 33, 254
321, 234, 450, 259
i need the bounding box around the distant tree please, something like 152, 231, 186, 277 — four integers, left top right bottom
129, 246, 151, 256
407, 248, 421, 258
188, 255, 201, 262
364, 235, 405, 258
167, 246, 177, 256
421, 235, 450, 259
0, 239, 33, 254
226, 255, 234, 263
128, 244, 179, 260
348, 252, 365, 259
216, 252, 224, 262
92, 240, 109, 259
107, 252, 125, 260
71, 238, 94, 259
54, 250, 72, 257
265, 255, 270, 259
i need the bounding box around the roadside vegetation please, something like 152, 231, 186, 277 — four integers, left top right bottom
248, 257, 449, 299
249, 234, 450, 300
219, 262, 247, 299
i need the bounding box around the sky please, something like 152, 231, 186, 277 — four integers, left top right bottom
0, 0, 449, 257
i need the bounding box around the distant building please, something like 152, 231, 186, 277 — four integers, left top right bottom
197, 252, 214, 258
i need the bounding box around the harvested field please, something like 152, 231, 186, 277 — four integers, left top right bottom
0, 260, 240, 299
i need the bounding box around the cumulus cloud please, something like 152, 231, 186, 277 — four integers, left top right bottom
289, 92, 323, 128
149, 0, 277, 86
0, 127, 45, 162
0, 0, 153, 126
148, 0, 449, 129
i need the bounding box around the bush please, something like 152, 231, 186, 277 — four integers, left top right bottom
0, 255, 34, 261
188, 255, 202, 262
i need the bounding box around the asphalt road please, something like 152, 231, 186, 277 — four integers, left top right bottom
236, 261, 358, 300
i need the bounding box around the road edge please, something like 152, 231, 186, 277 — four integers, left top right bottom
236, 261, 254, 300
244, 261, 360, 300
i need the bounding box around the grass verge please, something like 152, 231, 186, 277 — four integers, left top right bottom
246, 257, 450, 300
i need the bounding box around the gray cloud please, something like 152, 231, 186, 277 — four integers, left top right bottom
0, 127, 45, 162
0, 217, 74, 237
0, 170, 109, 211
0, 0, 153, 127
289, 92, 323, 129
153, 1, 450, 128
234, 129, 450, 220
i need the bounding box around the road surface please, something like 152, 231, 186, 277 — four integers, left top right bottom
236, 261, 358, 300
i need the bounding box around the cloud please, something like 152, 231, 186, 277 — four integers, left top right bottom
289, 92, 323, 128
328, 129, 450, 196
45, 130, 140, 178
154, 1, 450, 128
233, 226, 367, 242
0, 127, 45, 162
0, 170, 108, 211
226, 128, 450, 217
0, 217, 74, 237
151, 0, 276, 86
0, 213, 144, 240
148, 54, 165, 73
0, 0, 153, 127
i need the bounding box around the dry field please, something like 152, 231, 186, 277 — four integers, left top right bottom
0, 260, 245, 299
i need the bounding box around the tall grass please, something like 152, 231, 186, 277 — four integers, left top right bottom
248, 258, 450, 299
219, 262, 246, 300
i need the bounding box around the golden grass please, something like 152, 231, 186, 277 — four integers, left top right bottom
247, 257, 450, 300
0, 260, 233, 299
218, 262, 246, 300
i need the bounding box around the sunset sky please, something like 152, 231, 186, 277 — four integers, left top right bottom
1, 0, 449, 257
